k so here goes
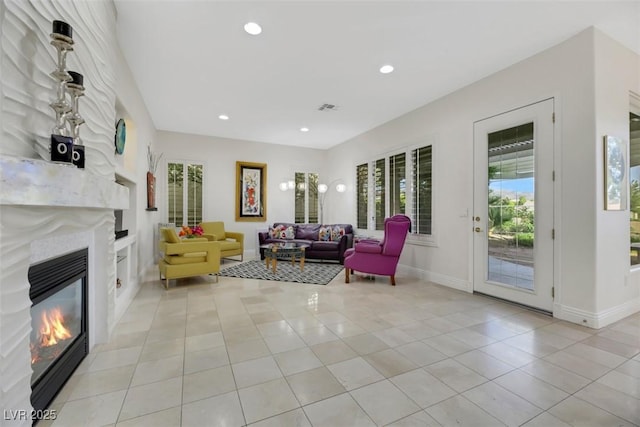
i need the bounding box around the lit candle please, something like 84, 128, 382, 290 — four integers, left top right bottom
52, 20, 72, 39
68, 71, 83, 86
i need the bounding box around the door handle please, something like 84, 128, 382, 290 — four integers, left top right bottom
474, 227, 483, 232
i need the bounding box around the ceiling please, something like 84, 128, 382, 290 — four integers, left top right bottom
114, 1, 640, 150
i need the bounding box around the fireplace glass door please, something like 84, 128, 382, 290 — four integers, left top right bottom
30, 278, 83, 385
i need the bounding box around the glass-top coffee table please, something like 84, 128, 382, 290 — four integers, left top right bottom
260, 242, 310, 274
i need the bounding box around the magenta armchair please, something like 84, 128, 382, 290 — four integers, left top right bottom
344, 215, 411, 286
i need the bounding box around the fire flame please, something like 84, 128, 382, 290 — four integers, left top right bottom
38, 307, 72, 346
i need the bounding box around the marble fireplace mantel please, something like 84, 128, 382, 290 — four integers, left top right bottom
0, 156, 129, 210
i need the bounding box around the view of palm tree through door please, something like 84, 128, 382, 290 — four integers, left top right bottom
473, 99, 554, 312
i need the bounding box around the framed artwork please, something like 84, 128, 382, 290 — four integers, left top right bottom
604, 135, 627, 211
236, 161, 267, 221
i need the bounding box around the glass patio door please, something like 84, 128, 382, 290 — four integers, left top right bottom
473, 99, 554, 312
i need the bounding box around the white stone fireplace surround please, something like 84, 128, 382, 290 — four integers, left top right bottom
0, 156, 128, 424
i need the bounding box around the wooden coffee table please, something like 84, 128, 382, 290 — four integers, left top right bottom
260, 243, 309, 274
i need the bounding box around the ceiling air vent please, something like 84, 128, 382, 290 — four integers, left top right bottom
318, 103, 338, 111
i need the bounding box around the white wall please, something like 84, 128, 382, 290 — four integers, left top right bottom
155, 131, 328, 257
594, 30, 640, 320
327, 28, 640, 327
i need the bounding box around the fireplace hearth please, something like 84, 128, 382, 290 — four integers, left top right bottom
28, 249, 88, 414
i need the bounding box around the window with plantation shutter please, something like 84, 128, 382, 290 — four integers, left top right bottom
412, 146, 432, 235
390, 153, 406, 216
294, 172, 319, 223
375, 158, 386, 230
167, 162, 203, 227
356, 163, 368, 229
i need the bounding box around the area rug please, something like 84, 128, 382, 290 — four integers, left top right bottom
219, 260, 344, 285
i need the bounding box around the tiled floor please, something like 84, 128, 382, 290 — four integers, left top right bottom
45, 263, 640, 426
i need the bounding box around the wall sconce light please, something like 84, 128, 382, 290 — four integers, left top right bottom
279, 179, 295, 191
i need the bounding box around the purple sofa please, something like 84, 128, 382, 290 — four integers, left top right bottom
258, 223, 353, 264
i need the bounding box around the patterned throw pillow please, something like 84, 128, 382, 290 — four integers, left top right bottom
282, 226, 296, 239
318, 226, 331, 241
268, 225, 283, 239
330, 226, 345, 241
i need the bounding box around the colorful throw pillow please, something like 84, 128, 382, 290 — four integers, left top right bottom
330, 226, 345, 242
282, 226, 295, 239
268, 225, 283, 239
318, 226, 331, 241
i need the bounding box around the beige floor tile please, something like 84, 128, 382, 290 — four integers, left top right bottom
248, 408, 311, 427
548, 396, 636, 427
115, 407, 181, 427
494, 369, 569, 410
425, 395, 504, 426
424, 359, 488, 393
470, 320, 520, 341
343, 333, 390, 355
118, 377, 182, 421
87, 346, 143, 373
238, 378, 300, 424
296, 325, 340, 346
264, 331, 306, 354
327, 356, 385, 390
250, 310, 285, 324
617, 359, 640, 379
287, 315, 324, 331
502, 330, 573, 358
226, 337, 271, 363
286, 366, 346, 406
520, 411, 572, 427
183, 365, 237, 404
146, 324, 186, 344
563, 342, 628, 368
310, 340, 358, 365
302, 393, 376, 427
520, 359, 591, 394
51, 390, 126, 427
581, 334, 640, 358
98, 331, 149, 352
363, 348, 418, 377
257, 319, 295, 337
480, 341, 538, 368
68, 365, 135, 401
575, 381, 640, 424
447, 328, 498, 348
130, 354, 183, 387
326, 320, 367, 338
373, 327, 417, 347
543, 350, 611, 380
389, 368, 457, 408
422, 334, 476, 357
398, 321, 441, 340
184, 331, 225, 353
139, 337, 185, 362
385, 410, 441, 427
455, 349, 516, 379
463, 381, 542, 426
539, 321, 594, 341
314, 311, 349, 325
597, 370, 640, 399
182, 391, 245, 427
353, 316, 394, 333
274, 347, 323, 376
350, 379, 421, 425
394, 341, 448, 367
184, 345, 229, 375
232, 355, 283, 388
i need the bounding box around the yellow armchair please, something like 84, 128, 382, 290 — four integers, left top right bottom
159, 228, 221, 289
199, 221, 244, 261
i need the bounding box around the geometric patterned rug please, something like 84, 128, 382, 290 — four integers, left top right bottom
219, 259, 344, 285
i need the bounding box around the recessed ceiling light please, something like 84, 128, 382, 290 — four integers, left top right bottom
218, 114, 229, 120
300, 127, 309, 132
244, 22, 262, 35
379, 64, 394, 74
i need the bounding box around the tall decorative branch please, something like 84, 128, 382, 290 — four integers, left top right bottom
147, 145, 163, 174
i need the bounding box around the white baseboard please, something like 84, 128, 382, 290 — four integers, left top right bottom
398, 264, 471, 293
554, 297, 640, 329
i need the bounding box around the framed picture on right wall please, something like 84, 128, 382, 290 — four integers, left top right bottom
604, 135, 627, 210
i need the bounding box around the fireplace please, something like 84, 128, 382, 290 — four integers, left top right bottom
28, 248, 88, 414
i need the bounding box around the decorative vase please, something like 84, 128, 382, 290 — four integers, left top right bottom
147, 171, 156, 209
